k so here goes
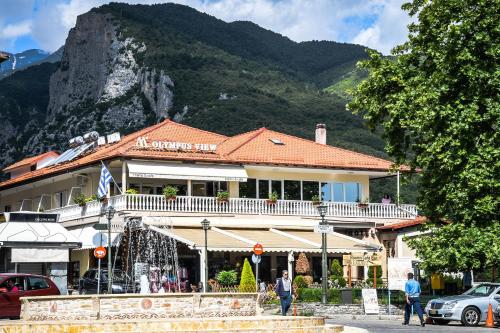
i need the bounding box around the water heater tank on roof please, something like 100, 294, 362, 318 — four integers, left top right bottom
69, 136, 84, 148
83, 131, 99, 143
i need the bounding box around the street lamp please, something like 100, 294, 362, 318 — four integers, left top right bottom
201, 219, 211, 293
105, 205, 115, 294
317, 204, 328, 304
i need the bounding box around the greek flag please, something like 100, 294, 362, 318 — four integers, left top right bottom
98, 164, 112, 198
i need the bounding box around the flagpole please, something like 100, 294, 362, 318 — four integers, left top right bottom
100, 160, 123, 195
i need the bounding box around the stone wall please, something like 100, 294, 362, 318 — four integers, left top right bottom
20, 293, 261, 321
264, 303, 403, 317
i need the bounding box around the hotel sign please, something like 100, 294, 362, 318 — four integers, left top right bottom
136, 137, 217, 153
343, 253, 382, 266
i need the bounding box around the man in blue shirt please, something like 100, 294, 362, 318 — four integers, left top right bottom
403, 272, 425, 327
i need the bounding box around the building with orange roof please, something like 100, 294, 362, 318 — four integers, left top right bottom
0, 120, 419, 292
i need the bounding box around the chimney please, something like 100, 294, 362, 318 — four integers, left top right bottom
315, 124, 327, 145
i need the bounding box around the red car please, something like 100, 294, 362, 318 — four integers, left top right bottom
0, 273, 60, 318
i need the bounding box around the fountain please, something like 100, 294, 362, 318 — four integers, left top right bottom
0, 218, 344, 332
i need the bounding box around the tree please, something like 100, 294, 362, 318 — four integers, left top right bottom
348, 0, 500, 272
330, 259, 346, 288
295, 252, 310, 275
239, 258, 256, 292
367, 265, 383, 287
216, 270, 238, 285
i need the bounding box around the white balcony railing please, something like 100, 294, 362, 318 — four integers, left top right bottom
47, 194, 418, 222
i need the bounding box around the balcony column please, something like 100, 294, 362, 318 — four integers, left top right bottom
287, 251, 294, 284
199, 249, 206, 291
121, 160, 127, 193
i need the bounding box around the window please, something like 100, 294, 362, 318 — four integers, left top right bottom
206, 181, 228, 197
258, 180, 269, 199
321, 183, 332, 201
0, 277, 25, 291
284, 181, 300, 200
54, 191, 68, 208
302, 181, 319, 200
239, 179, 256, 198
345, 183, 361, 202
271, 180, 282, 199
28, 277, 49, 290
333, 183, 344, 201
269, 138, 284, 145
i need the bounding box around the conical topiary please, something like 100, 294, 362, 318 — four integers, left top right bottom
239, 258, 256, 292
295, 252, 310, 275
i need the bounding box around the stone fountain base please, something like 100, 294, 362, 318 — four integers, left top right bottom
0, 293, 343, 332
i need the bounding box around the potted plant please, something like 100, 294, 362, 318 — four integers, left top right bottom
217, 191, 229, 203
73, 194, 87, 207
163, 186, 178, 200
311, 195, 321, 206
125, 188, 139, 195
357, 199, 369, 209
266, 191, 279, 205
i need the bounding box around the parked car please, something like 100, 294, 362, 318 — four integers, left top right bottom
0, 273, 60, 318
425, 283, 500, 326
78, 268, 132, 294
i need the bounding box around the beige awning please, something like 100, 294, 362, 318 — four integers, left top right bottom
143, 220, 379, 253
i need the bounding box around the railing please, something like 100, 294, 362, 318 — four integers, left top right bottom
47, 194, 417, 222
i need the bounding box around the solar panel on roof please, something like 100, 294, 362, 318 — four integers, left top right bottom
269, 138, 284, 145
45, 142, 95, 166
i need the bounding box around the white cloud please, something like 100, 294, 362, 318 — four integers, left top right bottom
0, 20, 33, 39
4, 0, 412, 54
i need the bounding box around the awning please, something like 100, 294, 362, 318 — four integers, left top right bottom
128, 161, 248, 182
12, 248, 69, 263
142, 220, 378, 253
68, 224, 121, 250
0, 221, 81, 248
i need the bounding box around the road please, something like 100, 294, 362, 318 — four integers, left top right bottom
327, 317, 499, 333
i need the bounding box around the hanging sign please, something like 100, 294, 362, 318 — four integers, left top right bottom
94, 246, 107, 259
314, 224, 334, 234
343, 253, 382, 266
253, 243, 264, 255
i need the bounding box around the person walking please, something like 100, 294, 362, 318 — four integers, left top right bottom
403, 272, 425, 327
275, 270, 293, 316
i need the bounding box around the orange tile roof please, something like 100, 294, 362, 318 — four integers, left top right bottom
3, 151, 59, 172
0, 120, 403, 190
377, 217, 427, 231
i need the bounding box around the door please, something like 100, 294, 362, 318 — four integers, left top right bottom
0, 276, 26, 318
192, 182, 207, 196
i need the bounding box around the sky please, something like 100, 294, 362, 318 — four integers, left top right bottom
0, 0, 412, 55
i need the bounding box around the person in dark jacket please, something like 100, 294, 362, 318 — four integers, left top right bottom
275, 270, 293, 316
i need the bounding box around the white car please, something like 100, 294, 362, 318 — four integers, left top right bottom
425, 283, 500, 326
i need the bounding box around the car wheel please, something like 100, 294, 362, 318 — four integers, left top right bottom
433, 319, 450, 325
461, 306, 480, 326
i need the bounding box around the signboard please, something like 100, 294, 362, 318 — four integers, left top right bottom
251, 254, 261, 264
314, 224, 334, 234
136, 136, 217, 153
343, 253, 382, 266
94, 246, 107, 259
92, 222, 124, 233
362, 288, 379, 314
253, 243, 264, 255
5, 212, 58, 223
388, 258, 413, 291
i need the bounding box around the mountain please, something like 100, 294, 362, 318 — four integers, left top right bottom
0, 3, 392, 184
0, 49, 62, 79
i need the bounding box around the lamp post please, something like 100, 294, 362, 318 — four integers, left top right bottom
201, 219, 211, 293
105, 205, 115, 294
317, 204, 328, 304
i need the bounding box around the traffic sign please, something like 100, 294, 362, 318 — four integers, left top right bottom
251, 254, 261, 264
94, 246, 107, 259
93, 223, 108, 231
253, 243, 264, 255
314, 224, 334, 234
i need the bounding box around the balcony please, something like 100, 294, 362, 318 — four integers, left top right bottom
47, 194, 418, 222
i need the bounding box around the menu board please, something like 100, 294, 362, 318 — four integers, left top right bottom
362, 288, 379, 314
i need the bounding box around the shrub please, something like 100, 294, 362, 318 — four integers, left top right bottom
217, 190, 229, 201
295, 252, 310, 275
216, 270, 237, 285
73, 194, 87, 206
293, 275, 307, 289
268, 191, 279, 202
163, 186, 178, 199
330, 259, 346, 288
296, 288, 341, 303
303, 275, 313, 286
125, 188, 139, 194
327, 288, 341, 303
239, 258, 256, 292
